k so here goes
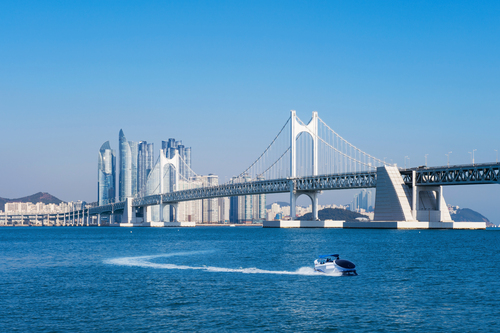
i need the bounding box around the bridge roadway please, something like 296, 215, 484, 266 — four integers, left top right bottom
88, 162, 500, 215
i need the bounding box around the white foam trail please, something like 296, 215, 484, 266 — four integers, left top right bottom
105, 252, 341, 276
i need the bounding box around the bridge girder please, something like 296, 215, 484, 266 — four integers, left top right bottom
89, 201, 125, 215
402, 163, 500, 186
132, 172, 377, 207
90, 163, 500, 213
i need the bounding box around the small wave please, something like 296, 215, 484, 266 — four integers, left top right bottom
105, 252, 341, 276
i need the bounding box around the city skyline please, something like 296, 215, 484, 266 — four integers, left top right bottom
1, 1, 499, 222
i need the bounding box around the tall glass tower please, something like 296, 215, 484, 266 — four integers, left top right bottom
119, 129, 133, 201
98, 141, 116, 205
129, 141, 138, 196
138, 141, 154, 194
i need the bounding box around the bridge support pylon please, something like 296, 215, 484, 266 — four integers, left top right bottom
143, 205, 152, 223
289, 110, 320, 220
373, 166, 452, 223
290, 188, 320, 221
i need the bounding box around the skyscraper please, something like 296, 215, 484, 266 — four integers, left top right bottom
119, 129, 139, 201
97, 141, 116, 205
350, 189, 373, 212
129, 141, 138, 196
202, 174, 219, 223
229, 173, 266, 223
100, 132, 197, 216
138, 141, 154, 194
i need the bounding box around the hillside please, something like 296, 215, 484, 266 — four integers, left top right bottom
0, 192, 64, 211
450, 208, 494, 227
300, 208, 366, 221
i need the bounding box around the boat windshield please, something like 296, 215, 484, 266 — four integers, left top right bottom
318, 254, 339, 259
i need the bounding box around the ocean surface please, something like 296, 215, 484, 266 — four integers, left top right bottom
1, 226, 499, 332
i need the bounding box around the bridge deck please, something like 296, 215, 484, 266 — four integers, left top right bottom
87, 162, 500, 214
402, 162, 500, 186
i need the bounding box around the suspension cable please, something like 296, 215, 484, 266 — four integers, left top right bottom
237, 116, 291, 178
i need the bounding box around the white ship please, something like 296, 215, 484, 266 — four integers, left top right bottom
314, 254, 357, 275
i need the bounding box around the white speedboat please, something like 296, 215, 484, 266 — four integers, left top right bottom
314, 254, 357, 275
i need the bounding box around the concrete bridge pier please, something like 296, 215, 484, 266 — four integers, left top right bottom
373, 165, 452, 223
143, 205, 152, 223
171, 203, 179, 222
290, 189, 319, 220
414, 185, 452, 222
370, 165, 474, 228
159, 202, 167, 222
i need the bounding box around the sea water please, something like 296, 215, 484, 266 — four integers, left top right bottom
1, 227, 499, 332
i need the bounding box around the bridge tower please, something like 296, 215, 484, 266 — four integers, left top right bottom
128, 149, 181, 224
289, 110, 320, 220
158, 149, 180, 222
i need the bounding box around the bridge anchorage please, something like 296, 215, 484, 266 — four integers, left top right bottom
86, 110, 494, 229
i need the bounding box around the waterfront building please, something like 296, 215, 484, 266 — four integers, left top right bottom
98, 141, 116, 205
4, 201, 87, 214
99, 131, 204, 221
119, 129, 132, 201
350, 189, 374, 212
177, 178, 203, 222
202, 174, 219, 223
218, 197, 230, 223
129, 141, 138, 197
229, 173, 266, 223
119, 129, 139, 201
184, 147, 192, 175
137, 141, 154, 193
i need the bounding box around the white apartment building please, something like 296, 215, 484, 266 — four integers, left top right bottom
4, 201, 84, 214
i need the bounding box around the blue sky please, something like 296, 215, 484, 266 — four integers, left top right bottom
1, 1, 499, 221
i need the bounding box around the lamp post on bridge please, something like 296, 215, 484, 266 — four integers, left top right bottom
495, 149, 498, 163
404, 156, 408, 169
445, 151, 452, 167
425, 154, 428, 167
468, 149, 476, 165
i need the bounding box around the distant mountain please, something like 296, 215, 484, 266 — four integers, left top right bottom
0, 192, 64, 211
450, 208, 494, 227
300, 208, 366, 222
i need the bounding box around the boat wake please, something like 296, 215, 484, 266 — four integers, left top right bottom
105, 251, 341, 276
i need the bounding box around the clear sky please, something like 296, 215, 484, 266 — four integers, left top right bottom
1, 1, 499, 222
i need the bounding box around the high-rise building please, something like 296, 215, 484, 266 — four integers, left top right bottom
202, 174, 219, 223
100, 131, 201, 222
350, 189, 374, 212
218, 197, 230, 223
229, 173, 266, 223
184, 147, 192, 175
129, 141, 138, 196
119, 129, 131, 201
138, 141, 154, 193
119, 129, 139, 201
176, 177, 203, 222
98, 141, 116, 205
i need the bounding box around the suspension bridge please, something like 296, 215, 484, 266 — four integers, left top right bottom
82, 110, 496, 229
6, 111, 494, 228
